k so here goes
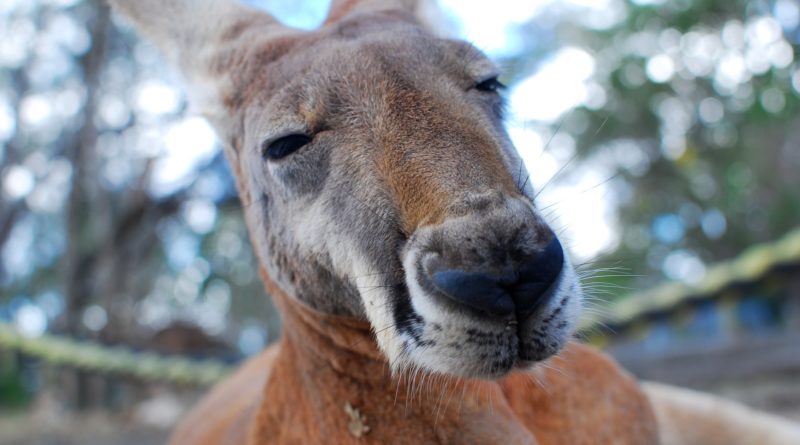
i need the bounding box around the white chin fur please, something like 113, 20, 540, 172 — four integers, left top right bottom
398, 244, 582, 377
352, 241, 583, 378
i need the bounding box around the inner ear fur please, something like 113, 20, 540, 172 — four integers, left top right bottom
107, 0, 298, 125
108, 0, 286, 66
108, 0, 436, 141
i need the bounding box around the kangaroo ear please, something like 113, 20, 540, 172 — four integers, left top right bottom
326, 0, 421, 23
108, 0, 294, 132
325, 0, 446, 35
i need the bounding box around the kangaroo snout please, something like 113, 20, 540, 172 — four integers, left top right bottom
413, 199, 565, 321
424, 236, 564, 319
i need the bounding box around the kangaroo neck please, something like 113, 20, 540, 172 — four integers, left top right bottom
250, 268, 539, 444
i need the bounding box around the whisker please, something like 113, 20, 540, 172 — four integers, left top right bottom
534, 150, 581, 201
538, 171, 622, 214
537, 111, 570, 164
591, 116, 610, 138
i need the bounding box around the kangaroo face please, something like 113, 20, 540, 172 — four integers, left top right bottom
111, 0, 582, 379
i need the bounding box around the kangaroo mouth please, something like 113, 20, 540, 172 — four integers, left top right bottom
377, 216, 581, 379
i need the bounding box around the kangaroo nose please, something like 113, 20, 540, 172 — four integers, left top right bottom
513, 237, 564, 319
427, 237, 564, 319
429, 269, 517, 316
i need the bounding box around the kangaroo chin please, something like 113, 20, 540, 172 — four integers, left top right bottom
394, 198, 582, 379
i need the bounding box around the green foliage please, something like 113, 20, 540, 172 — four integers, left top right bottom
522, 0, 800, 293
0, 352, 30, 408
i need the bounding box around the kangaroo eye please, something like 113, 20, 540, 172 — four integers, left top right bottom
475, 76, 505, 92
262, 134, 311, 160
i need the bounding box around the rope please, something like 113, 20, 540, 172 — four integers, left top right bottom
580, 226, 800, 334
0, 322, 233, 385
2, 226, 798, 384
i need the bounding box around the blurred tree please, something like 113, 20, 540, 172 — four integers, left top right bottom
0, 0, 278, 408
502, 0, 800, 292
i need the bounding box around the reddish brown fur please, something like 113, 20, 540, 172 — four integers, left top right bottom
377, 87, 521, 231
170, 269, 658, 445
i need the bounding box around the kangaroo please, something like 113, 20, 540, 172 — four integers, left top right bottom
107, 1, 800, 444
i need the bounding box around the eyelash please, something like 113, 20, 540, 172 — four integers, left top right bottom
475, 77, 505, 92
261, 133, 312, 160
260, 78, 504, 160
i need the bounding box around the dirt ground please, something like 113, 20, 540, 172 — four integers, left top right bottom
0, 389, 196, 445
0, 413, 170, 445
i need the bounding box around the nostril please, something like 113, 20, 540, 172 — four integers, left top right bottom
429, 269, 516, 317
419, 236, 565, 319
514, 237, 565, 319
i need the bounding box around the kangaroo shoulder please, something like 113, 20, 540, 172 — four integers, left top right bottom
168, 344, 280, 445
501, 342, 659, 445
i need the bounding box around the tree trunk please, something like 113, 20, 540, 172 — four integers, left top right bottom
61, 0, 110, 410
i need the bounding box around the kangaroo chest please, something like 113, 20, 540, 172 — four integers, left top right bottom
246, 340, 658, 445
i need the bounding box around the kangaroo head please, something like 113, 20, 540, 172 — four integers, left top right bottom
111, 0, 583, 379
